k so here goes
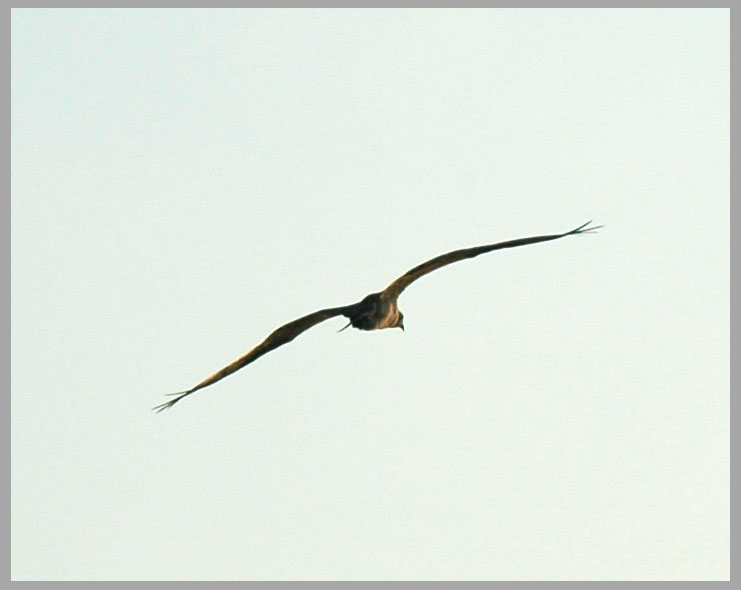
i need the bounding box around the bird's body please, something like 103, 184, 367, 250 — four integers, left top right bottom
344, 292, 403, 331
154, 221, 601, 412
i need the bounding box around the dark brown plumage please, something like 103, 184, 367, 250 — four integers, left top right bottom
154, 221, 601, 412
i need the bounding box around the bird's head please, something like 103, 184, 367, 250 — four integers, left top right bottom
396, 312, 405, 331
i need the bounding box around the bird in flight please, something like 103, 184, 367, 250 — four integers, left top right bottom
154, 221, 601, 412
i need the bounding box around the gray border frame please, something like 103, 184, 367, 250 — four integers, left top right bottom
8, 4, 732, 584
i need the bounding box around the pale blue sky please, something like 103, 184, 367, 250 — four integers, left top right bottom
12, 8, 729, 580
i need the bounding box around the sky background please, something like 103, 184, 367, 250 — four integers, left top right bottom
11, 9, 729, 580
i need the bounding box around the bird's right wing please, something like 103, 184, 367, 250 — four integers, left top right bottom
382, 221, 602, 299
154, 305, 352, 412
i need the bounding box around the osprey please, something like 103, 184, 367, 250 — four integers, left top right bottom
154, 221, 601, 412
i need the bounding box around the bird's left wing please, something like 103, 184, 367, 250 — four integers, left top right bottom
154, 305, 352, 412
382, 221, 602, 299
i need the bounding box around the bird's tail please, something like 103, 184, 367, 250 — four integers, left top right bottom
337, 321, 352, 333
